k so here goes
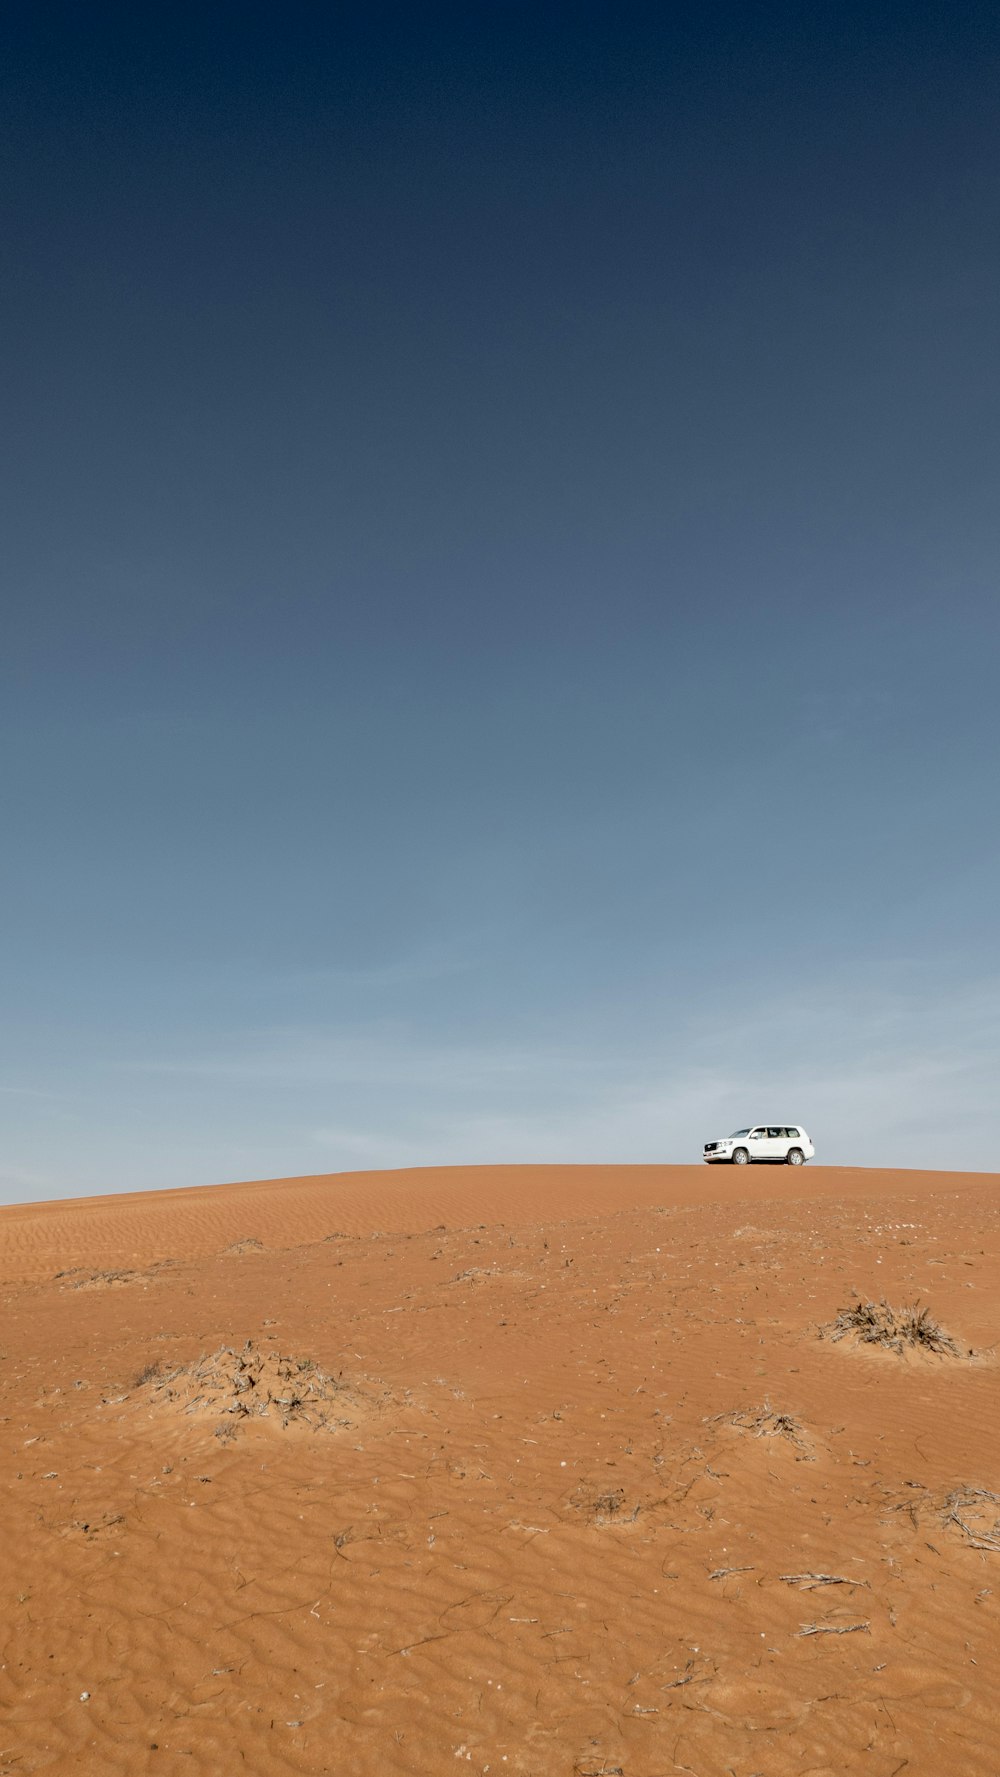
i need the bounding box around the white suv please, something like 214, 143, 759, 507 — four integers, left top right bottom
703, 1125, 814, 1166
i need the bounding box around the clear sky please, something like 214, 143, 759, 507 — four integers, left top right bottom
3, 3, 999, 1202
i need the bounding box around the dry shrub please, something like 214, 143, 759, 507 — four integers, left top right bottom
137, 1339, 362, 1433
569, 1483, 639, 1526
65, 1268, 143, 1290
824, 1299, 959, 1356
941, 1488, 1000, 1552
711, 1403, 811, 1453
57, 1261, 175, 1289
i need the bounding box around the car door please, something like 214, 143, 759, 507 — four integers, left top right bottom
747, 1127, 769, 1160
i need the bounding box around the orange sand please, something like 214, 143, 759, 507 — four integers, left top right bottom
2, 1161, 998, 1774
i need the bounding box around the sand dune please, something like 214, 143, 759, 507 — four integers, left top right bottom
2, 1161, 998, 1774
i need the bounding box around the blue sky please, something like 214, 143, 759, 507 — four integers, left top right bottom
2, 3, 999, 1201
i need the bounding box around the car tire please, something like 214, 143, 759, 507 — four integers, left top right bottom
732, 1147, 750, 1165
786, 1148, 804, 1166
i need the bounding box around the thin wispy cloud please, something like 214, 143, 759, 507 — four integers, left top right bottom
120, 1027, 576, 1092
264, 933, 487, 996
107, 971, 1000, 1177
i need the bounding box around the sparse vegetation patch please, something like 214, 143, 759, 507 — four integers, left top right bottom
709, 1403, 813, 1456
941, 1488, 1000, 1553
569, 1483, 640, 1526
135, 1339, 363, 1433
823, 1299, 960, 1356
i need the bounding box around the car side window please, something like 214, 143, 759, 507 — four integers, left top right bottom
767, 1127, 781, 1139
750, 1128, 764, 1138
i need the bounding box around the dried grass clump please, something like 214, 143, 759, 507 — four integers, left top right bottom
138, 1339, 361, 1433
824, 1299, 959, 1356
941, 1488, 1000, 1553
60, 1268, 144, 1290
710, 1403, 811, 1454
56, 1261, 175, 1290
569, 1483, 640, 1526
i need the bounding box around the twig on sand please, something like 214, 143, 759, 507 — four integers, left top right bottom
780, 1573, 869, 1590
708, 1565, 755, 1580
389, 1632, 452, 1657
797, 1621, 870, 1637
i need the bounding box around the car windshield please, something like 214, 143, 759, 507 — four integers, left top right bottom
729, 1128, 750, 1137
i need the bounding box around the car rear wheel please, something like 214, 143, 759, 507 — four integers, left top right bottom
786, 1147, 804, 1165
732, 1147, 750, 1165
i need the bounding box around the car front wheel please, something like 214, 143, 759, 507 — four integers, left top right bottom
732, 1147, 750, 1165
786, 1148, 804, 1166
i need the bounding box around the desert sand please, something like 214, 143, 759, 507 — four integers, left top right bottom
2, 1160, 998, 1776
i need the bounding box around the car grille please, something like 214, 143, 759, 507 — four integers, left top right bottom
704, 1143, 717, 1152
